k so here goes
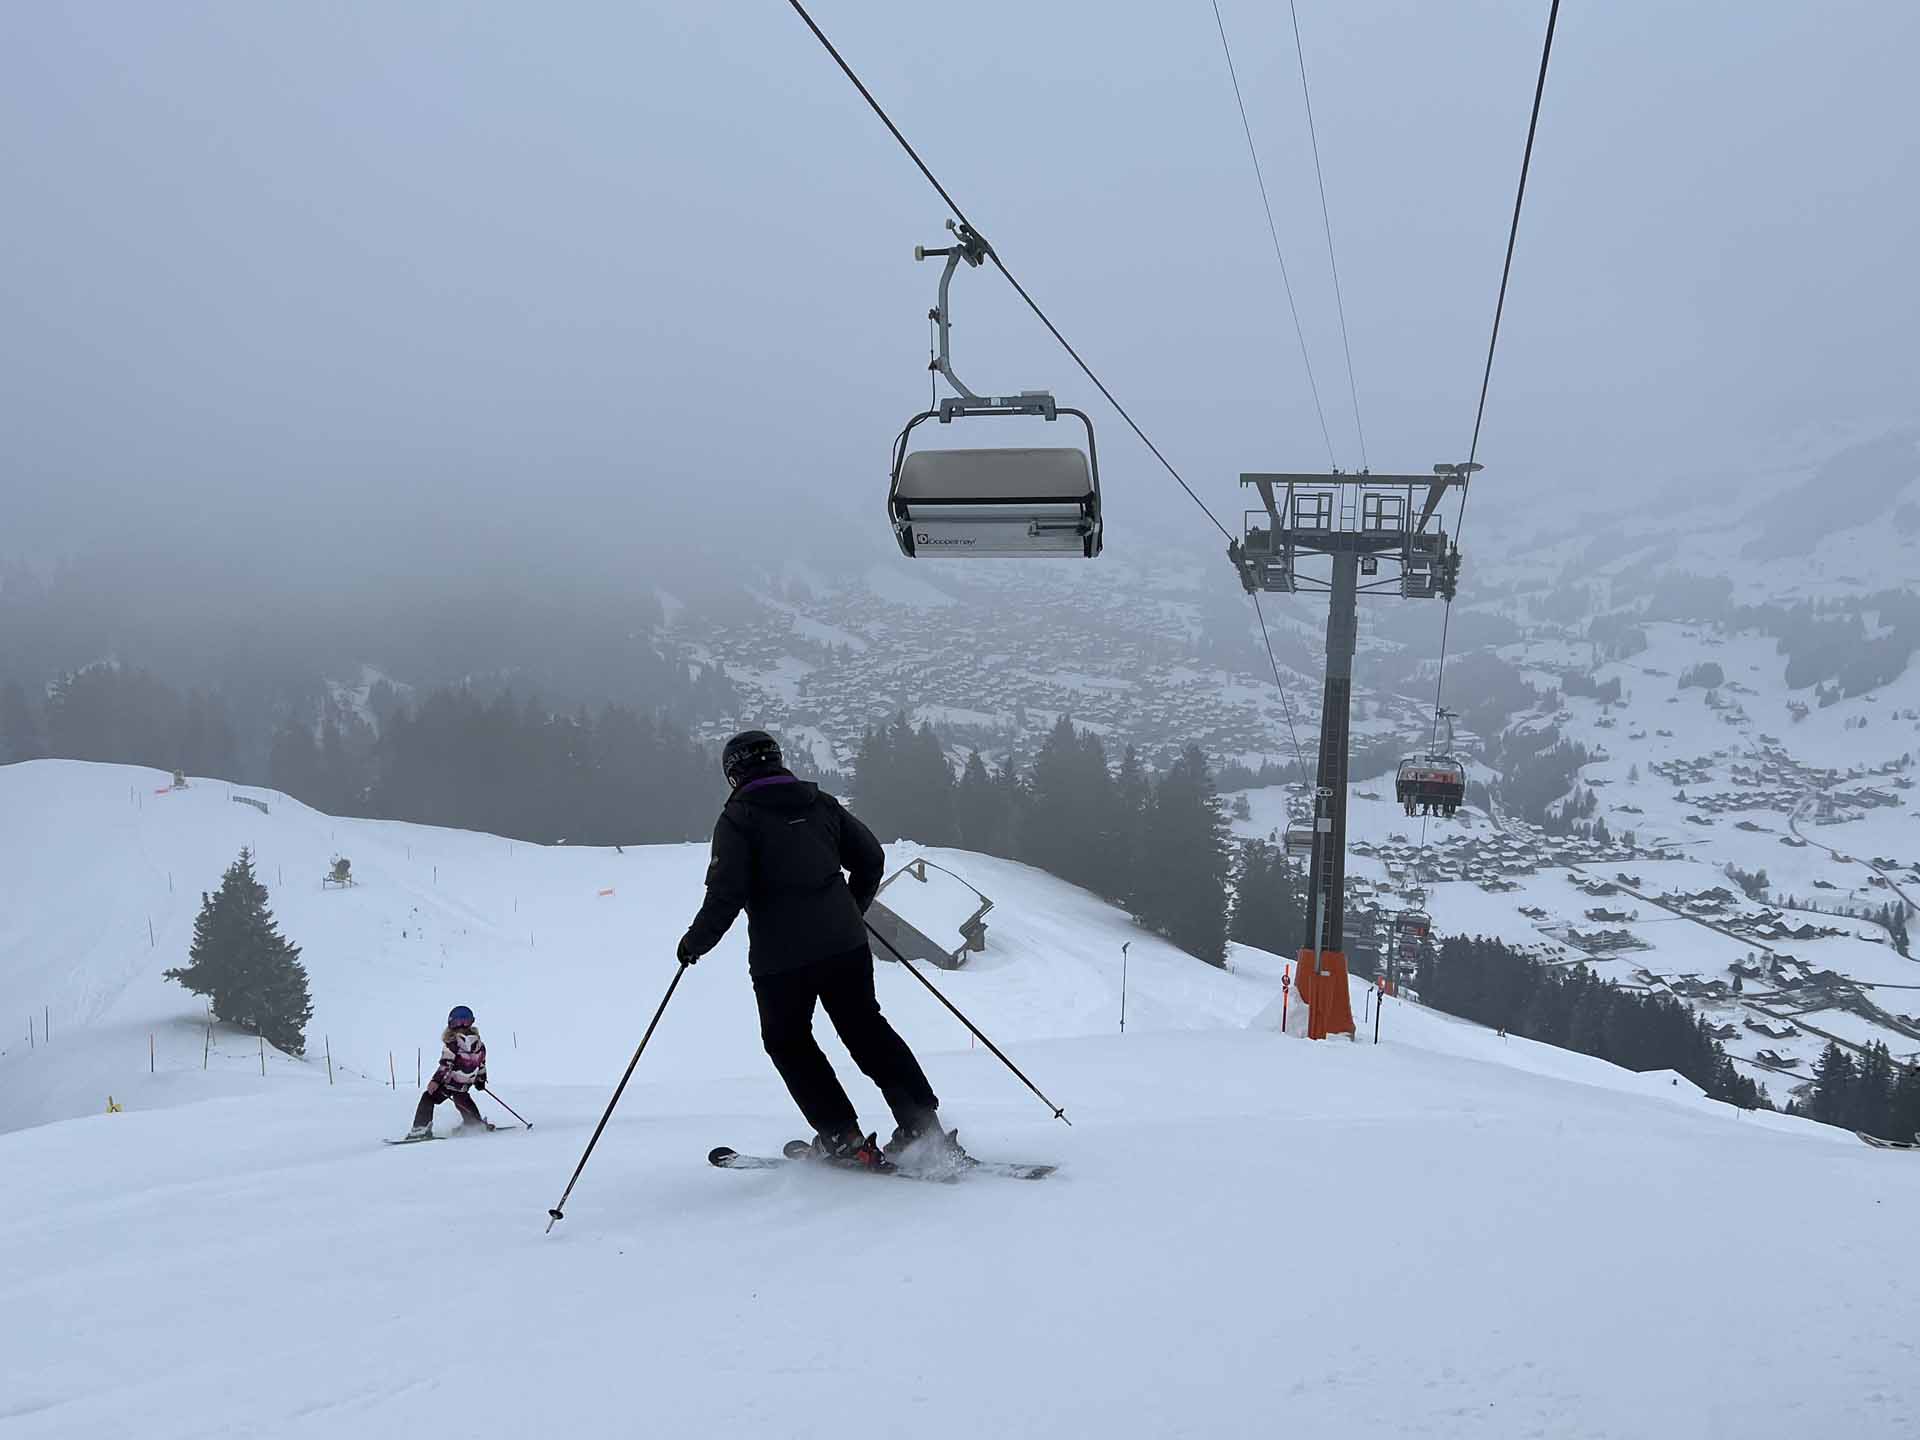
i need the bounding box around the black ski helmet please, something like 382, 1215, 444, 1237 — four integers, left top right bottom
721, 730, 783, 787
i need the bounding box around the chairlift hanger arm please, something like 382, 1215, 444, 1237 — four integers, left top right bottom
917, 219, 991, 404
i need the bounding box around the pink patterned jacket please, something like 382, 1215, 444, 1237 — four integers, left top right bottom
432, 1027, 488, 1093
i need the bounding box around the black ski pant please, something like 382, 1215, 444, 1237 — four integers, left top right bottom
753, 943, 939, 1139
412, 1085, 484, 1130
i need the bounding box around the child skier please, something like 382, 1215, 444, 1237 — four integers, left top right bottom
406, 1005, 490, 1138
677, 730, 956, 1171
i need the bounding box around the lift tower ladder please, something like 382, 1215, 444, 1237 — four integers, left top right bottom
1228, 464, 1476, 1038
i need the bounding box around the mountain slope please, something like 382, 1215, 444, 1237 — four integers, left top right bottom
4, 761, 1919, 1438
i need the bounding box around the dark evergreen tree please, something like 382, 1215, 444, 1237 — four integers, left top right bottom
164, 849, 313, 1055
1884, 903, 1910, 958
1229, 840, 1306, 957
1851, 1042, 1896, 1139
1111, 744, 1151, 906
1809, 1043, 1856, 1126
994, 753, 1029, 862
1890, 1062, 1920, 1144
1133, 746, 1231, 965
1023, 716, 1095, 888
954, 749, 1009, 857
901, 720, 958, 846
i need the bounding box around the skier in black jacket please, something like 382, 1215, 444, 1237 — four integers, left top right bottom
678, 730, 952, 1170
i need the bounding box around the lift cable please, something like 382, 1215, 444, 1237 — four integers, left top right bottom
1285, 0, 1368, 472
787, 0, 1310, 781
1426, 0, 1562, 762
1252, 591, 1315, 787
1210, 0, 1338, 471
784, 0, 1234, 544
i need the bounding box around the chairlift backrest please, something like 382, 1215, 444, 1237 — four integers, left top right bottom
897, 446, 1092, 501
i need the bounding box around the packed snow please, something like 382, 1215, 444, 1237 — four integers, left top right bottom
4, 760, 1919, 1438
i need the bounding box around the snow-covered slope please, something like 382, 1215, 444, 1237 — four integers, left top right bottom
5, 761, 1919, 1438
0, 761, 1276, 1136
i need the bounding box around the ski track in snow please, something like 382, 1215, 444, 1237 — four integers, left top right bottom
3, 760, 1919, 1438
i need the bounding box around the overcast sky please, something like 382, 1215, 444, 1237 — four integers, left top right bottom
3, 1, 1914, 579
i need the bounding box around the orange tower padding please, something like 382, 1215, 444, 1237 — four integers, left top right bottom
1297, 949, 1355, 1039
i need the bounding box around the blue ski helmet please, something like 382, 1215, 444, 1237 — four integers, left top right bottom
448, 1005, 475, 1028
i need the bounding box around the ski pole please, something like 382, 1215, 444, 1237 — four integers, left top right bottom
545, 960, 689, 1233
481, 1088, 533, 1129
866, 921, 1071, 1126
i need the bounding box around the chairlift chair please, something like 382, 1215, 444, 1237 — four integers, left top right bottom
887, 222, 1102, 559
1395, 757, 1466, 817
1396, 707, 1465, 816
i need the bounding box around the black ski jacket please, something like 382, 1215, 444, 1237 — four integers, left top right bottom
679, 773, 886, 977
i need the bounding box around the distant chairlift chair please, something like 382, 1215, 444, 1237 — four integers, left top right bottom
1396, 708, 1466, 817
887, 221, 1102, 560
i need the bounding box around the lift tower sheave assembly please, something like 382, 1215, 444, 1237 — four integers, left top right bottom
1228, 465, 1475, 1039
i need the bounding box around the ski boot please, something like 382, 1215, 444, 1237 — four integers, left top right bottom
404, 1123, 433, 1141
885, 1113, 970, 1177
811, 1129, 892, 1172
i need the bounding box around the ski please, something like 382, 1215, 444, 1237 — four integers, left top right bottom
384, 1123, 503, 1146
708, 1143, 947, 1182
707, 1143, 1054, 1182
781, 1136, 1056, 1181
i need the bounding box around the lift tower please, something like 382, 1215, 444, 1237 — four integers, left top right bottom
1229, 464, 1476, 1037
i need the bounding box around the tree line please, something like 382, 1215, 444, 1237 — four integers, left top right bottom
1801, 1041, 1920, 1143
2, 669, 239, 777
2, 663, 735, 848
1416, 934, 1768, 1109
270, 686, 724, 846
850, 713, 1252, 967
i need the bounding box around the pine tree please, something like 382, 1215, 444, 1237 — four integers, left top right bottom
1852, 1042, 1896, 1139
1112, 745, 1150, 907
1229, 840, 1305, 956
1809, 1043, 1856, 1126
898, 720, 958, 845
1890, 1062, 1920, 1144
1567, 982, 1610, 1057
1023, 716, 1091, 887
165, 849, 313, 1055
1134, 747, 1231, 965
954, 750, 1007, 856
1888, 904, 1911, 959
851, 722, 899, 840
